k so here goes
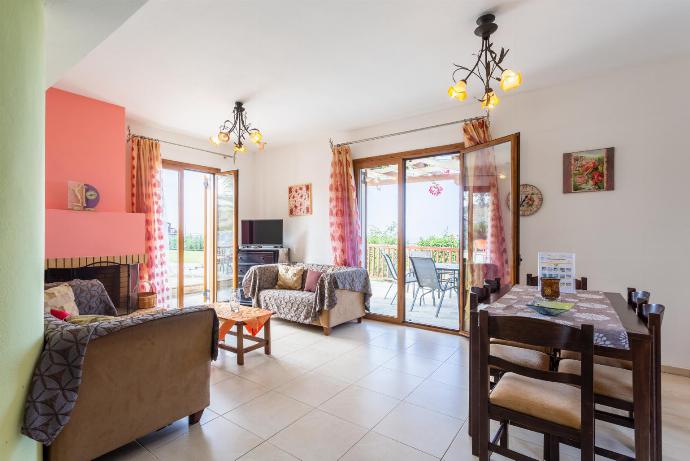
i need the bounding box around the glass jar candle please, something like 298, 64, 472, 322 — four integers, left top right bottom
541, 277, 561, 300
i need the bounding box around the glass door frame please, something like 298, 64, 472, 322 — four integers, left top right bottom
353, 134, 520, 334
162, 159, 239, 307
214, 170, 240, 294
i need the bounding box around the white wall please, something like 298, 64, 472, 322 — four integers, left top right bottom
125, 119, 258, 222
253, 130, 349, 264
254, 55, 690, 369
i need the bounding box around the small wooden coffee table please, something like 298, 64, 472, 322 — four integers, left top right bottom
212, 304, 272, 365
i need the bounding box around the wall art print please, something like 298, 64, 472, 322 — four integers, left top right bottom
288, 183, 312, 216
563, 147, 614, 193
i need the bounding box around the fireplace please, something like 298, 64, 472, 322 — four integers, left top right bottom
45, 257, 142, 316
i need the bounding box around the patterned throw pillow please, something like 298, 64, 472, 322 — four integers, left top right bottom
275, 265, 304, 290
44, 284, 80, 316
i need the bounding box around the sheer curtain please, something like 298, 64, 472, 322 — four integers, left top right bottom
463, 119, 509, 287
329, 144, 362, 267
131, 137, 170, 308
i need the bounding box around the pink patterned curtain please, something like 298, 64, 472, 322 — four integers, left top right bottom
329, 144, 362, 267
131, 137, 170, 307
463, 119, 510, 287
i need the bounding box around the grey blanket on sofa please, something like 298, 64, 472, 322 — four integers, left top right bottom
22, 307, 219, 445
45, 279, 118, 316
242, 263, 371, 323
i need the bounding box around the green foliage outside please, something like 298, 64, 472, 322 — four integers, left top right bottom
367, 221, 487, 247
417, 232, 459, 248
367, 224, 397, 245
168, 233, 204, 251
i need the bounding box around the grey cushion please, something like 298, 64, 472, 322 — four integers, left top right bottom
45, 279, 117, 316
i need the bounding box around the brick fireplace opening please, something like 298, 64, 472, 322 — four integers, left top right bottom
45, 255, 143, 315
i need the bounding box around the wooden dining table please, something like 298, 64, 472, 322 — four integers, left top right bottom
469, 285, 656, 461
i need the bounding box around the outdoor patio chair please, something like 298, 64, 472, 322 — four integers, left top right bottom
382, 253, 417, 304
409, 256, 458, 317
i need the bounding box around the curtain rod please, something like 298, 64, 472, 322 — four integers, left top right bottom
127, 127, 232, 159
330, 114, 488, 149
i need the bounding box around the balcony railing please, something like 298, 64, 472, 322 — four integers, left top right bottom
366, 243, 461, 280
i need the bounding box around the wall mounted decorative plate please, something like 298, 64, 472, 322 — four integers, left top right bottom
507, 183, 543, 216
84, 184, 100, 209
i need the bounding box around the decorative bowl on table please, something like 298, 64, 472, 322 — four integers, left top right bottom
526, 297, 575, 316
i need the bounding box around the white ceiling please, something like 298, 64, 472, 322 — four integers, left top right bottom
54, 0, 690, 147
45, 0, 148, 86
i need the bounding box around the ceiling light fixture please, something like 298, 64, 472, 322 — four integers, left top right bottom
447, 13, 522, 110
209, 101, 265, 160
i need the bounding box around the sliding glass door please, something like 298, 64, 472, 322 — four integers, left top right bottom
358, 162, 400, 318
215, 171, 238, 302
404, 154, 461, 330
354, 134, 519, 333
161, 161, 238, 307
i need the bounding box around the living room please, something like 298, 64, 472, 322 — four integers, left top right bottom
3, 1, 690, 461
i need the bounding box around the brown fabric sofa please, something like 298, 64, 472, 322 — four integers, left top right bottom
45, 309, 214, 461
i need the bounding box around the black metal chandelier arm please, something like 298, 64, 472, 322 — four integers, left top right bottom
452, 65, 483, 84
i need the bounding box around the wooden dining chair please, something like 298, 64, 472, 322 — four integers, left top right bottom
558, 303, 665, 461
526, 274, 588, 290
477, 310, 596, 461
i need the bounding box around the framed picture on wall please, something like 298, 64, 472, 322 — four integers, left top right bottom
563, 147, 614, 193
288, 183, 312, 216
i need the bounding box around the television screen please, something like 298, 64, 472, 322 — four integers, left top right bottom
241, 219, 283, 246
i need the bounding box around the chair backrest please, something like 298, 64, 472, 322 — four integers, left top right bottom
627, 287, 651, 313
409, 256, 440, 290
478, 311, 595, 454
382, 253, 397, 280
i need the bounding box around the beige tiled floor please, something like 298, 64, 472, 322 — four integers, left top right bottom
98, 318, 690, 461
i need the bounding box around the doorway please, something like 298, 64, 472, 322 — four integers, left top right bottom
355, 134, 519, 333
161, 160, 238, 307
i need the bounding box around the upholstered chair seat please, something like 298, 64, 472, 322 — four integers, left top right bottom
560, 349, 632, 370
489, 372, 582, 429
490, 344, 551, 371
558, 359, 634, 403
490, 338, 550, 354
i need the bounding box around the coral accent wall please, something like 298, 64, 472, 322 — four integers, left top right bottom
46, 88, 126, 211
45, 88, 144, 258
46, 210, 145, 258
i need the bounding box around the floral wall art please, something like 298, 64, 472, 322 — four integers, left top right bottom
563, 147, 614, 193
288, 183, 312, 216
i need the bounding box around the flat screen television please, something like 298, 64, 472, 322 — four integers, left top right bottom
241, 219, 283, 247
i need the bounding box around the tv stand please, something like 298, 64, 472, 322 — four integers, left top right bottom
237, 247, 289, 305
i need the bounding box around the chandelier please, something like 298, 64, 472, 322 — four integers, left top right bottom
447, 13, 522, 110
209, 101, 265, 158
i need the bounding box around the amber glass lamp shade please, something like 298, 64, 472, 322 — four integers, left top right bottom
249, 130, 262, 144
217, 131, 230, 143
233, 143, 246, 153
480, 90, 500, 109
447, 80, 467, 101
499, 69, 522, 91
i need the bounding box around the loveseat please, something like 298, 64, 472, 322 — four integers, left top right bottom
25, 280, 218, 461
242, 263, 371, 335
